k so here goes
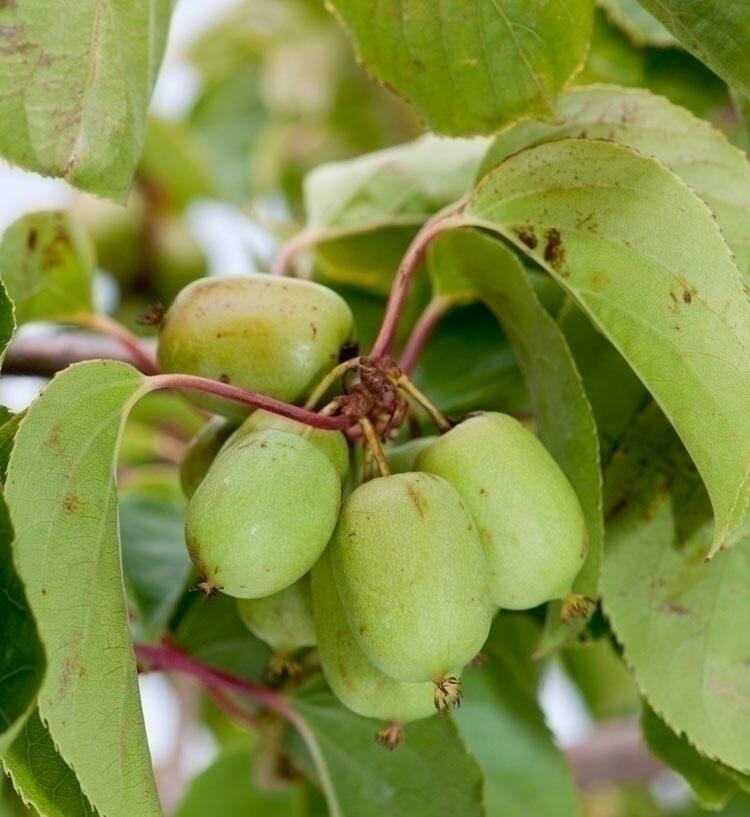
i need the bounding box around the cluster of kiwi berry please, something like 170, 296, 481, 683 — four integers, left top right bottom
159, 274, 588, 748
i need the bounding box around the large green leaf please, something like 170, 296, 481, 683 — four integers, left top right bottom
0, 279, 15, 366
478, 85, 750, 282
635, 0, 750, 100
305, 134, 488, 237
0, 492, 44, 753
174, 740, 296, 817
456, 615, 580, 817
558, 303, 648, 463
598, 0, 675, 46
642, 705, 750, 810
428, 230, 602, 646
465, 138, 750, 555
174, 593, 271, 680
0, 212, 94, 324
293, 689, 483, 817
601, 408, 750, 773
4, 361, 162, 817
119, 493, 193, 642
326, 0, 594, 135
0, 0, 172, 200
3, 711, 99, 817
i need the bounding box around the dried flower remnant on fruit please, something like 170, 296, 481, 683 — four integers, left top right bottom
376, 722, 405, 750
434, 677, 463, 713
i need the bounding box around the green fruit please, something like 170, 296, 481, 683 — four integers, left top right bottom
384, 436, 438, 474
228, 409, 349, 479
417, 412, 588, 610
157, 276, 355, 419
74, 191, 145, 285
185, 429, 341, 598
151, 216, 207, 305
237, 576, 316, 653
180, 416, 236, 499
312, 551, 434, 740
330, 472, 493, 686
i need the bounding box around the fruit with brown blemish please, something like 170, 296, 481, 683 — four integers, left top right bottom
417, 412, 588, 610
179, 416, 236, 499
185, 429, 341, 598
227, 409, 349, 479
329, 472, 493, 700
237, 576, 316, 681
311, 550, 435, 746
157, 276, 355, 419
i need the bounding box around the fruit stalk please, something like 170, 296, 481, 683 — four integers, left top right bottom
149, 372, 353, 430
398, 296, 456, 375
271, 229, 323, 277
358, 417, 391, 477
69, 312, 160, 375
370, 208, 466, 359
135, 642, 342, 817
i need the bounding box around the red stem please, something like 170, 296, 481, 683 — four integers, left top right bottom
370, 212, 465, 359
272, 230, 320, 277
398, 296, 454, 375
148, 373, 353, 431
135, 642, 290, 718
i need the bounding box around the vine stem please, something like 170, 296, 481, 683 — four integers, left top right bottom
370, 209, 466, 359
135, 642, 342, 817
398, 296, 456, 375
69, 312, 160, 375
148, 373, 353, 431
271, 229, 323, 277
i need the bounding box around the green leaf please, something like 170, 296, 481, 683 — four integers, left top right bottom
427, 230, 602, 646
465, 137, 750, 555
641, 705, 750, 810
0, 0, 172, 201
0, 212, 94, 324
0, 278, 16, 366
293, 689, 484, 817
119, 494, 193, 642
304, 134, 488, 237
174, 593, 271, 679
3, 710, 99, 817
0, 492, 44, 753
456, 616, 580, 817
478, 85, 750, 282
635, 0, 750, 99
174, 740, 296, 817
601, 408, 750, 773
138, 118, 220, 212
4, 361, 162, 817
326, 0, 594, 135
562, 638, 639, 720
188, 63, 267, 204
598, 0, 675, 47
413, 302, 526, 420
558, 303, 648, 463
0, 412, 24, 483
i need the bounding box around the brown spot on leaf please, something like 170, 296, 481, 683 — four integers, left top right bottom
45, 425, 65, 456
544, 229, 564, 270
219, 373, 230, 384
63, 494, 79, 513
665, 601, 690, 616
27, 229, 38, 250
513, 225, 537, 249
683, 289, 693, 304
